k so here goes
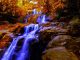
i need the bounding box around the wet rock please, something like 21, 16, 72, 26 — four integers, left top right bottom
41, 22, 52, 27
40, 22, 68, 35
39, 24, 68, 53
42, 47, 78, 60
65, 37, 80, 58
38, 27, 59, 58
47, 35, 72, 49
39, 27, 57, 46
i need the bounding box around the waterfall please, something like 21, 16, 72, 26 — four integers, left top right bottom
42, 15, 46, 23
16, 24, 39, 60
1, 36, 23, 60
1, 7, 48, 60
33, 9, 37, 15
1, 24, 39, 60
37, 15, 47, 24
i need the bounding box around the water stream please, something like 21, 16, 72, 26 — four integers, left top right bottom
1, 9, 47, 60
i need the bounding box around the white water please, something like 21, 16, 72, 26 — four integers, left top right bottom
1, 36, 23, 60
1, 8, 48, 60
16, 24, 39, 60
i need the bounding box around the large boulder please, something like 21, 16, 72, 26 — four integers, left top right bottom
65, 37, 80, 58
42, 47, 78, 60
47, 35, 72, 49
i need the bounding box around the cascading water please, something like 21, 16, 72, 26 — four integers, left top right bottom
32, 9, 42, 15
41, 15, 46, 23
1, 36, 23, 60
1, 8, 48, 60
23, 9, 41, 23
33, 9, 37, 15
16, 24, 39, 60
1, 24, 39, 60
37, 15, 47, 24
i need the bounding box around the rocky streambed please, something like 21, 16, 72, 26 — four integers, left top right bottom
0, 21, 80, 60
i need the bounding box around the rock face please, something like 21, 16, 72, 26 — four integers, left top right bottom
42, 47, 78, 60
47, 35, 72, 48
65, 37, 80, 57
0, 19, 80, 60
39, 21, 80, 60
